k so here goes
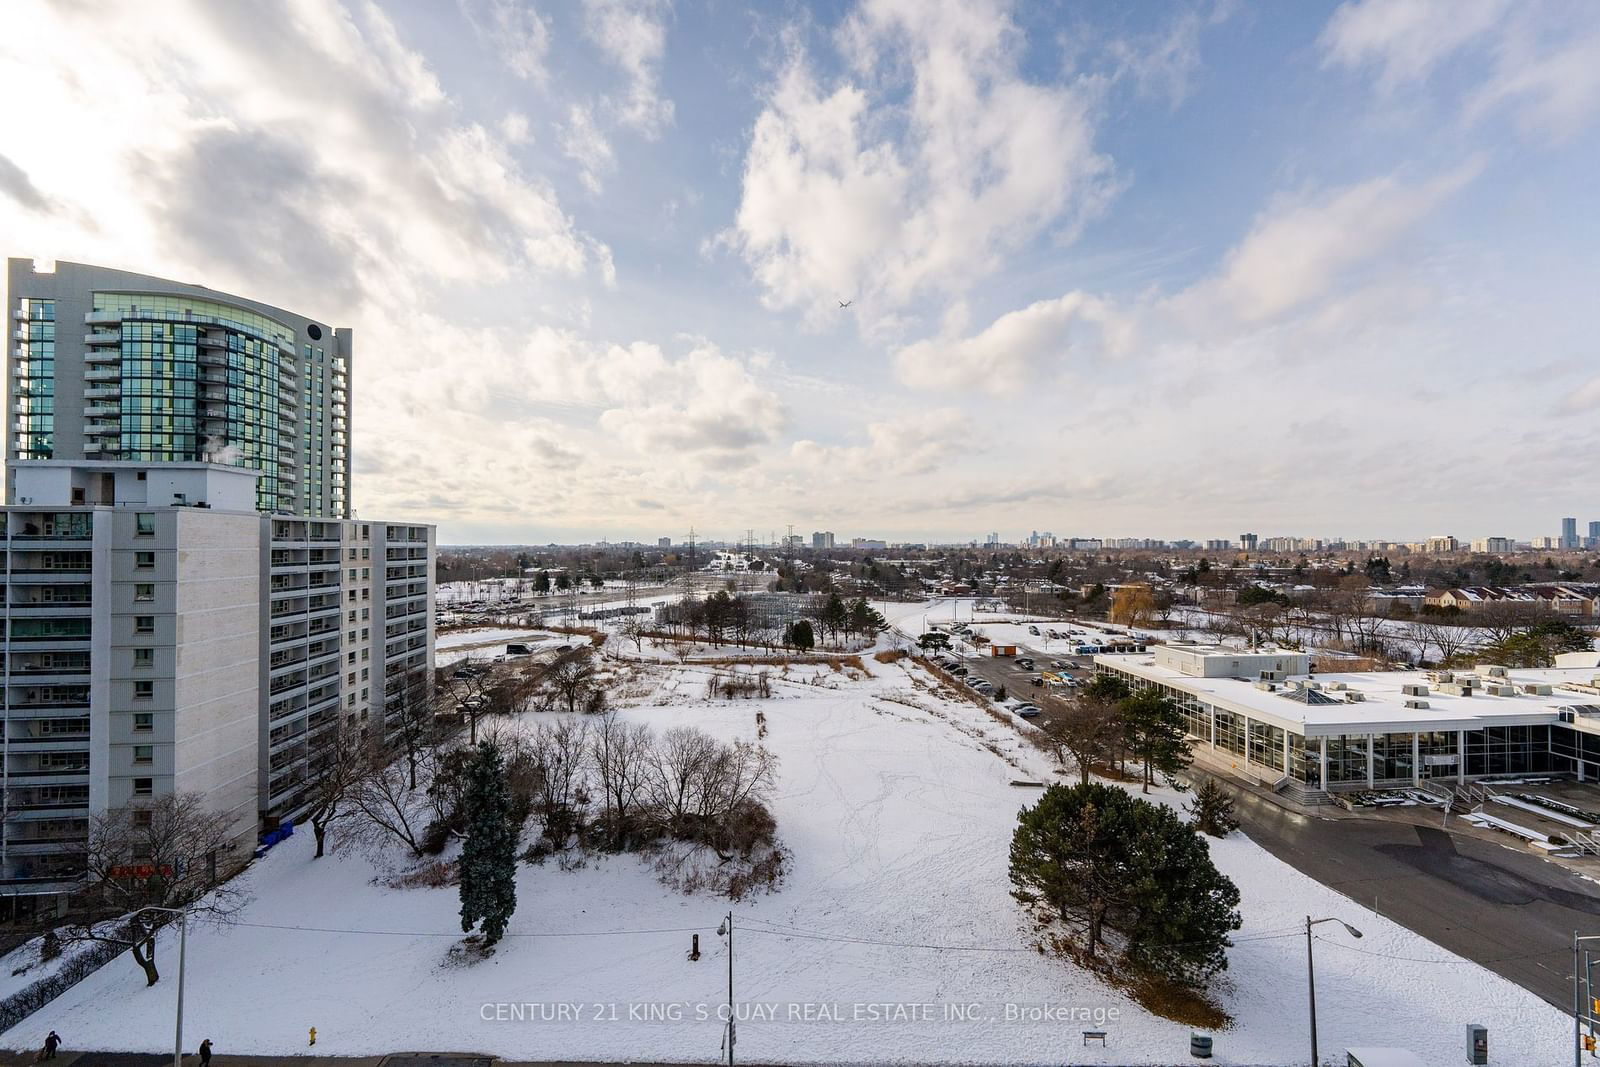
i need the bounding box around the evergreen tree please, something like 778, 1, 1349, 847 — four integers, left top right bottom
821, 593, 848, 642
1186, 778, 1238, 838
459, 741, 518, 946
534, 570, 551, 594
1010, 783, 1240, 987
785, 619, 815, 650
1117, 690, 1192, 794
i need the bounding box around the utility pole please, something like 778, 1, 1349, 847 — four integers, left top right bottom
718, 912, 735, 1066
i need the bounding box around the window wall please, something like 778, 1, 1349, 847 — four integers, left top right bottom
13, 299, 55, 459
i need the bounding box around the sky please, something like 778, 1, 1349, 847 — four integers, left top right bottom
1, 0, 1597, 546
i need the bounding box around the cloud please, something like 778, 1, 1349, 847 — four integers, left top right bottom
1562, 376, 1600, 415
789, 408, 969, 477
561, 105, 616, 194
892, 292, 1131, 394
1106, 1, 1234, 108
583, 0, 675, 136
460, 0, 552, 82
728, 0, 1113, 322
1167, 164, 1478, 328
1321, 0, 1600, 142
594, 342, 788, 461
0, 153, 55, 214
1319, 0, 1508, 87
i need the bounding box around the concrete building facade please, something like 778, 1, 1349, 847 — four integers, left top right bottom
0, 462, 433, 894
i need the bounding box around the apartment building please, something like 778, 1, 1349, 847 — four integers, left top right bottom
0, 462, 433, 897
7, 258, 350, 517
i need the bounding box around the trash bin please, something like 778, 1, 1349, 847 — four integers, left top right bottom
1465, 1024, 1487, 1065
1190, 1032, 1213, 1059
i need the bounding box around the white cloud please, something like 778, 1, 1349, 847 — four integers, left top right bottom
1106, 1, 1233, 108
1562, 376, 1600, 415
1167, 164, 1477, 328
561, 105, 617, 194
729, 0, 1113, 323
583, 0, 675, 137
789, 408, 970, 477
595, 343, 787, 461
892, 292, 1131, 394
460, 0, 552, 82
1322, 0, 1600, 142
1320, 0, 1508, 87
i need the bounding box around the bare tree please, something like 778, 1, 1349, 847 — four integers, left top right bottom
1038, 693, 1121, 784
544, 652, 599, 715
531, 718, 591, 841
387, 671, 440, 790
1409, 620, 1477, 665
351, 756, 428, 858
62, 793, 245, 985
589, 712, 654, 850
306, 718, 372, 858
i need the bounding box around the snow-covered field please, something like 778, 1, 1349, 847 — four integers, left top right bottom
1, 654, 1568, 1065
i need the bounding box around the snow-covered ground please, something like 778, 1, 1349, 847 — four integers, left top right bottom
434, 627, 578, 667
2, 655, 1567, 1065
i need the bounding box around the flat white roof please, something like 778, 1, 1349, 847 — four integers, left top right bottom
1094, 653, 1600, 736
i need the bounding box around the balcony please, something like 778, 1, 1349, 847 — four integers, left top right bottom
83, 310, 120, 325
85, 348, 120, 364
85, 367, 121, 382
83, 330, 120, 345
83, 403, 120, 418
84, 385, 121, 399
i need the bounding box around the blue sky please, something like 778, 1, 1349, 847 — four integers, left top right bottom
2, 0, 1597, 545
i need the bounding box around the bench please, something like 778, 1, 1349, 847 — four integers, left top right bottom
1083, 1030, 1107, 1046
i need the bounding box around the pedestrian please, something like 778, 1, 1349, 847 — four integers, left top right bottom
44, 1031, 61, 1061
198, 1038, 212, 1067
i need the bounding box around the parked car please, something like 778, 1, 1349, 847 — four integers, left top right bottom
1051, 659, 1071, 669
948, 664, 968, 676
505, 643, 533, 656
1015, 658, 1035, 670
1012, 703, 1041, 718
1027, 626, 1040, 636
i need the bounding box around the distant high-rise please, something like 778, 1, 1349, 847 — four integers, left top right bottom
811, 530, 834, 550
1239, 532, 1258, 552
1561, 517, 1579, 550
7, 259, 351, 516
658, 536, 671, 549
1589, 522, 1600, 549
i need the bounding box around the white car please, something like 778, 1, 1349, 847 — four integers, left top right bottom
1012, 703, 1041, 718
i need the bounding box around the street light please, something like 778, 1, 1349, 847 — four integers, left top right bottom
130, 905, 189, 1067
1305, 915, 1362, 1067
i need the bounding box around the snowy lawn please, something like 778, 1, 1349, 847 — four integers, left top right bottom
0, 657, 1568, 1065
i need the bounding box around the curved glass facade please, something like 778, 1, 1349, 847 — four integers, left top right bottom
95, 293, 286, 512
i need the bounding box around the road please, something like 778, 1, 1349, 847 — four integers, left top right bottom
1215, 775, 1600, 1011
918, 614, 1600, 1012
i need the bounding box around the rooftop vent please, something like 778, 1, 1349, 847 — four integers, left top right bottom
1401, 684, 1429, 697
1343, 691, 1367, 703
1404, 699, 1430, 710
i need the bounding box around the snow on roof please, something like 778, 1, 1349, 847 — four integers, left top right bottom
1094, 652, 1600, 736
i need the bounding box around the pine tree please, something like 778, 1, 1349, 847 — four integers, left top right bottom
1117, 689, 1192, 793
459, 741, 518, 946
1186, 778, 1238, 838
1010, 783, 1241, 987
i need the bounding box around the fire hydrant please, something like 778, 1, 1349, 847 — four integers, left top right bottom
309, 1027, 317, 1047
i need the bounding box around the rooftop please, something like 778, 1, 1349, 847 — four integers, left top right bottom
1095, 648, 1600, 736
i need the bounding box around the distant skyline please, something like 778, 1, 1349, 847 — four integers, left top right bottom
3, 0, 1598, 544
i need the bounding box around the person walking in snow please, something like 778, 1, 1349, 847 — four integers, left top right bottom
43, 1031, 61, 1060
198, 1039, 212, 1067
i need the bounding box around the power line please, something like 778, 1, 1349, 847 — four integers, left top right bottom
216, 919, 710, 939
737, 914, 1307, 955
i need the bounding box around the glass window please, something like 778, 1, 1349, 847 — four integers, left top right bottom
134, 680, 153, 699
133, 712, 153, 731
134, 583, 155, 602
135, 513, 155, 535
133, 648, 154, 668
135, 551, 155, 569
134, 616, 155, 634
132, 777, 154, 796
133, 745, 153, 765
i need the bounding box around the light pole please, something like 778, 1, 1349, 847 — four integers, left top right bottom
1305, 915, 1362, 1067
1574, 933, 1600, 1066
130, 905, 189, 1067
717, 912, 734, 1066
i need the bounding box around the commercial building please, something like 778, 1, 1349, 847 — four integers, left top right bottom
811, 531, 835, 550
7, 259, 351, 517
1562, 517, 1579, 550
0, 461, 433, 894
1094, 644, 1600, 799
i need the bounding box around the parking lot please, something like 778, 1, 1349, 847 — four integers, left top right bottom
923, 620, 1110, 724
